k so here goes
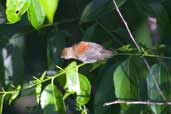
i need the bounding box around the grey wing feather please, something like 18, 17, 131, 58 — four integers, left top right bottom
87, 42, 103, 51
78, 48, 101, 63
78, 42, 113, 63
100, 49, 113, 59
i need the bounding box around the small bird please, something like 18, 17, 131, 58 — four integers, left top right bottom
61, 41, 113, 63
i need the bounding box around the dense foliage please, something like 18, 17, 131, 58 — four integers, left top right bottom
0, 0, 171, 114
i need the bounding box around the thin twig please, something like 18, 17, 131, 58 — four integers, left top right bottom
104, 100, 171, 106
116, 52, 171, 60
112, 0, 166, 101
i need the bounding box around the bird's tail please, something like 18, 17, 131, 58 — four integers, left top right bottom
100, 49, 113, 60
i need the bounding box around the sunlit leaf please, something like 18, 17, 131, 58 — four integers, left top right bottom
35, 72, 46, 104
76, 74, 91, 106
6, 0, 31, 23
40, 83, 66, 114
40, 0, 59, 24
0, 94, 6, 114
27, 0, 45, 29
9, 85, 21, 104
65, 61, 80, 94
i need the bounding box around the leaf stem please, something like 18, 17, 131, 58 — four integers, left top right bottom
115, 52, 171, 60
24, 71, 65, 90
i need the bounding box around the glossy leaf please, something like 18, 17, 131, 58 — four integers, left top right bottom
27, 0, 46, 29
40, 83, 66, 114
76, 74, 91, 106
6, 0, 31, 23
65, 61, 80, 94
40, 0, 59, 24
81, 0, 127, 23
147, 64, 171, 114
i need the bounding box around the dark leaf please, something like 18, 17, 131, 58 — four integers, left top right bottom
147, 64, 171, 114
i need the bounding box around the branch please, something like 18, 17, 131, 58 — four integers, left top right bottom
115, 52, 171, 60
112, 0, 166, 101
104, 100, 171, 106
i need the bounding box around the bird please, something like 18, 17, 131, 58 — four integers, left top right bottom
61, 41, 113, 63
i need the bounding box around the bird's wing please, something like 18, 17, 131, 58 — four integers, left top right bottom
100, 49, 113, 59
78, 48, 101, 63
87, 42, 103, 51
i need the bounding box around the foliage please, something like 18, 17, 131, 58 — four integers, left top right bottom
0, 0, 171, 114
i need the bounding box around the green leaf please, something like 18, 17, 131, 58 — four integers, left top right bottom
40, 0, 59, 24
82, 23, 111, 43
80, 0, 127, 23
27, 0, 46, 29
113, 57, 147, 113
147, 64, 171, 114
40, 83, 66, 114
134, 20, 152, 48
0, 94, 5, 114
6, 0, 31, 23
76, 74, 91, 106
114, 62, 132, 99
9, 85, 21, 104
65, 61, 80, 94
117, 44, 136, 52
35, 72, 46, 104
82, 24, 98, 41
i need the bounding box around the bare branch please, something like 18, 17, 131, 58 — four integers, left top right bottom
104, 100, 171, 106
112, 0, 166, 101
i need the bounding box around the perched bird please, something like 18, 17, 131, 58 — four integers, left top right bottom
61, 41, 113, 63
